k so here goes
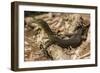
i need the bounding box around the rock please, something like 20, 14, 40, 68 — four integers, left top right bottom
47, 45, 70, 60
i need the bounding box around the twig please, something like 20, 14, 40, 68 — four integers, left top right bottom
78, 52, 90, 59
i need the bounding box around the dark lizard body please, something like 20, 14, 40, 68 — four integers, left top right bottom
31, 19, 84, 49
49, 29, 82, 48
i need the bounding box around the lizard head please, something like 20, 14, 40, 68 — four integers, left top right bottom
32, 18, 48, 28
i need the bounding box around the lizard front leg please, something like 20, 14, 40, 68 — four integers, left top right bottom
40, 40, 54, 60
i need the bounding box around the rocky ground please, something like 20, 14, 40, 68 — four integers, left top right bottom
24, 12, 90, 61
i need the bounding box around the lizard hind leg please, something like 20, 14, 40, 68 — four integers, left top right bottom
67, 46, 76, 53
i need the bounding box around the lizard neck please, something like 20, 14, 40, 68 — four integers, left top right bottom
36, 19, 54, 36
42, 25, 54, 36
